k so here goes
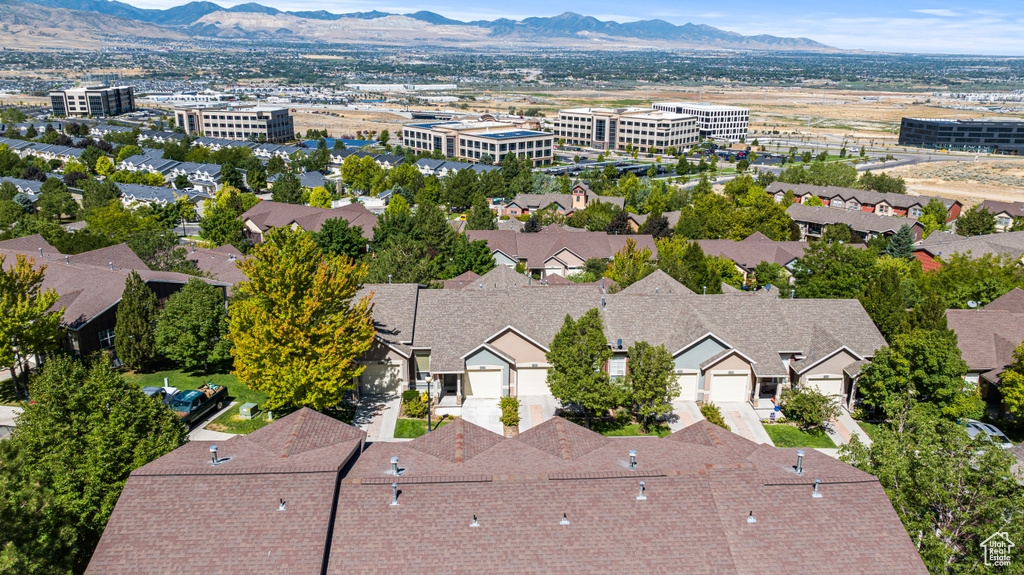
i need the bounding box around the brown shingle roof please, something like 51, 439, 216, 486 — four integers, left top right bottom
466, 229, 657, 269
185, 244, 248, 286
696, 232, 810, 272
914, 230, 1024, 261
241, 200, 377, 239
984, 288, 1024, 312
947, 308, 1024, 382
787, 203, 922, 236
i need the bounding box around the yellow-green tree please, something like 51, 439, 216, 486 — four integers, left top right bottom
0, 254, 64, 398
227, 227, 375, 410
605, 238, 655, 290
999, 340, 1024, 417
95, 155, 115, 177
306, 186, 332, 208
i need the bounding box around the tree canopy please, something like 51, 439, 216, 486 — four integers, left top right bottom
546, 309, 615, 428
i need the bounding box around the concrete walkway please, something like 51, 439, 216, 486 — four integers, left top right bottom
668, 401, 705, 432
354, 393, 401, 441
718, 402, 774, 446
462, 397, 503, 435
823, 411, 872, 448
0, 405, 23, 427
518, 395, 557, 432
187, 401, 237, 441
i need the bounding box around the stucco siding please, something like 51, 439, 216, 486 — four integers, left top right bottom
464, 347, 510, 396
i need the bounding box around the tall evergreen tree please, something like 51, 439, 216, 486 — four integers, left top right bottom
465, 193, 497, 230
884, 224, 915, 259
546, 309, 615, 429
625, 341, 679, 432
955, 204, 997, 237
657, 237, 722, 294
314, 218, 366, 261
372, 195, 414, 249
114, 270, 160, 371
270, 172, 302, 204
859, 266, 911, 344
911, 292, 949, 333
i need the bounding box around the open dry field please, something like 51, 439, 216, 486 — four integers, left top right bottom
291, 108, 407, 138
879, 160, 1024, 207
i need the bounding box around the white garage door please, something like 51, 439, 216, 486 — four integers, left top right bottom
710, 373, 750, 403
465, 369, 503, 398
361, 363, 402, 394
677, 373, 698, 402
516, 368, 550, 396
806, 377, 844, 397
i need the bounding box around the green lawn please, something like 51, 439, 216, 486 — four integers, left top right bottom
0, 377, 20, 406
563, 415, 671, 437
857, 421, 883, 441
763, 424, 836, 448
394, 417, 449, 439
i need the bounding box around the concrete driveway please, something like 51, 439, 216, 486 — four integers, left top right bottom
354, 393, 400, 441
461, 397, 503, 435
717, 402, 774, 446
518, 395, 558, 431
0, 405, 22, 428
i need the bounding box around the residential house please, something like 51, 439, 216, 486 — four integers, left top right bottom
626, 211, 682, 232
113, 183, 210, 208
353, 271, 885, 412
695, 232, 811, 281
976, 200, 1024, 233
332, 149, 406, 170
500, 182, 625, 218
87, 409, 927, 574
947, 288, 1024, 418
183, 244, 248, 288
137, 130, 184, 144
787, 203, 925, 242
913, 230, 1024, 271
466, 226, 654, 278
413, 158, 500, 178
240, 200, 377, 242
0, 177, 45, 203
766, 182, 961, 222
0, 235, 230, 358
253, 143, 306, 160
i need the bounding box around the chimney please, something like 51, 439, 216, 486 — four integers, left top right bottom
390, 482, 399, 506
813, 479, 822, 498
795, 450, 805, 475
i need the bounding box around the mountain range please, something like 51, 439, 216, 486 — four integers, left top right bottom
8, 0, 834, 50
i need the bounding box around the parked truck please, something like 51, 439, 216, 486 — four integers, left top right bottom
168, 384, 228, 427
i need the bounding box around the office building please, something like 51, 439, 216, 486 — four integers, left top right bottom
899, 117, 1024, 154
174, 104, 295, 143
554, 107, 698, 152
402, 121, 554, 167
49, 86, 135, 118
652, 102, 749, 141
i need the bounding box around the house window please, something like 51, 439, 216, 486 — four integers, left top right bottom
997, 216, 1012, 228
610, 356, 626, 379
910, 208, 923, 217
98, 329, 115, 349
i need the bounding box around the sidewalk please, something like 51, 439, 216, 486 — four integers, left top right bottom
823, 411, 872, 448
354, 394, 400, 441
0, 405, 23, 427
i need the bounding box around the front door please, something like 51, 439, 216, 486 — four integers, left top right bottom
443, 374, 458, 395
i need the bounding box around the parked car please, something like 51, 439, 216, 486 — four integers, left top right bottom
964, 419, 1013, 449
168, 384, 228, 427
142, 386, 178, 405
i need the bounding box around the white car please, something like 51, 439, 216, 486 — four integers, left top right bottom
965, 420, 1014, 449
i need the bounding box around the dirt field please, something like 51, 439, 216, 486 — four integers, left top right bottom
291, 109, 407, 139
880, 160, 1024, 206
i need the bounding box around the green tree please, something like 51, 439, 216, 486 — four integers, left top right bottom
199, 199, 247, 249
314, 217, 366, 261
624, 341, 678, 432
859, 266, 911, 344
546, 309, 615, 429
0, 253, 63, 398
884, 225, 915, 259
270, 172, 303, 204
37, 177, 77, 222
910, 291, 949, 332
605, 238, 655, 289
779, 386, 840, 431
80, 179, 121, 214
656, 237, 722, 294
841, 402, 1024, 573
750, 261, 792, 296
955, 204, 996, 237
114, 271, 160, 371
997, 340, 1024, 418
95, 155, 115, 177
793, 241, 878, 299
228, 227, 375, 411
372, 195, 414, 250
173, 173, 191, 190
156, 278, 229, 373
0, 355, 185, 574
466, 193, 497, 230
700, 403, 730, 430
858, 329, 981, 419
365, 237, 438, 285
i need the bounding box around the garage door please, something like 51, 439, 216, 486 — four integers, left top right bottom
710, 373, 750, 403
806, 376, 844, 397
677, 373, 698, 402
361, 363, 402, 394
516, 368, 550, 396
465, 369, 503, 398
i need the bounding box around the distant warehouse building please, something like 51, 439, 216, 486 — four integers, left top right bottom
402, 120, 553, 167
174, 104, 295, 143
899, 117, 1024, 154
652, 102, 749, 142
553, 107, 698, 152
49, 86, 135, 118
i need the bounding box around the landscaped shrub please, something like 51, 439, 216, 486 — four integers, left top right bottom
402, 390, 420, 404
402, 389, 428, 418
499, 396, 521, 427
700, 402, 730, 431
779, 387, 840, 431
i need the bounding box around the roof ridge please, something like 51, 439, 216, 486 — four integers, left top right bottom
554, 419, 573, 460
279, 409, 309, 458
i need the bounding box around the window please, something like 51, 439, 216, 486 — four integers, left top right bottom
910, 208, 923, 217
610, 356, 626, 379
98, 329, 115, 349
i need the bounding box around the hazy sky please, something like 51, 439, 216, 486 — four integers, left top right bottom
132, 0, 1024, 54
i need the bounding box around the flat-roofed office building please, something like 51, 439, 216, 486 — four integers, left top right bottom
652, 102, 749, 141
899, 117, 1024, 154
402, 121, 553, 166
554, 107, 698, 153
174, 104, 295, 143
49, 86, 135, 118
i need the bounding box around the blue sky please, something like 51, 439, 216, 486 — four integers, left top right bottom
135, 0, 1024, 54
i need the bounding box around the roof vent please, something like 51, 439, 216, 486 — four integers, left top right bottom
38, 247, 42, 257
812, 479, 822, 498
628, 449, 636, 469
636, 481, 647, 500
560, 513, 570, 526
209, 445, 219, 466
278, 498, 287, 511
747, 511, 757, 524
655, 287, 659, 294
109, 262, 114, 271
391, 456, 401, 476
390, 482, 399, 506
601, 295, 605, 309
795, 450, 805, 475
470, 515, 480, 527
65, 255, 69, 265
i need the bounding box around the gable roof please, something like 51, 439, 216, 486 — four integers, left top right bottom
696, 232, 810, 272
787, 203, 922, 235
616, 269, 694, 295
914, 230, 1024, 261
466, 229, 657, 269
241, 200, 377, 239
766, 182, 958, 212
